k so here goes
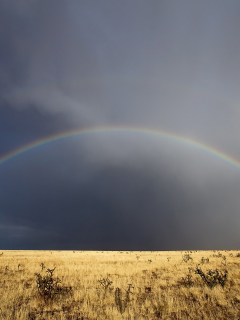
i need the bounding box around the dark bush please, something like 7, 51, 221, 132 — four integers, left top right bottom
34, 267, 72, 303
194, 265, 228, 289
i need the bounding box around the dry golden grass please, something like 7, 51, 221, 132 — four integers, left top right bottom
0, 249, 240, 319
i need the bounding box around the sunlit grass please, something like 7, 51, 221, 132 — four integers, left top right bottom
0, 249, 239, 319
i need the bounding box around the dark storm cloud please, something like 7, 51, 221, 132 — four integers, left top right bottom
0, 0, 106, 125
1, 0, 240, 250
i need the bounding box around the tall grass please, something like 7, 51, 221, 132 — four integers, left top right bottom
0, 250, 239, 319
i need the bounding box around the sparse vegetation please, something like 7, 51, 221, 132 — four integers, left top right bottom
115, 284, 134, 314
40, 262, 45, 271
212, 252, 223, 258
98, 276, 113, 291
194, 264, 228, 289
221, 255, 227, 266
200, 256, 209, 264
182, 253, 193, 262
0, 250, 239, 319
178, 270, 194, 287
34, 267, 72, 303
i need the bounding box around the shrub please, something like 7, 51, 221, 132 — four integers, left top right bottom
34, 267, 72, 303
98, 277, 113, 291
194, 265, 228, 289
221, 256, 227, 266
200, 257, 209, 264
115, 284, 134, 314
40, 263, 45, 271
182, 254, 193, 263
178, 274, 194, 287
98, 277, 113, 298
212, 252, 223, 258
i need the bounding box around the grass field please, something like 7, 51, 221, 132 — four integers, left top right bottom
0, 250, 240, 319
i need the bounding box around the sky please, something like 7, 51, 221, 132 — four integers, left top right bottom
1, 0, 240, 251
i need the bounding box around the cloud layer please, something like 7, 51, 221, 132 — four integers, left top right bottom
1, 0, 240, 250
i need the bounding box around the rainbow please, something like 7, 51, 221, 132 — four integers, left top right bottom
0, 125, 240, 170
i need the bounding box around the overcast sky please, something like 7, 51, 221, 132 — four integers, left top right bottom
1, 0, 240, 250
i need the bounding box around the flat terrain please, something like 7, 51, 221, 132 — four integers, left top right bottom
0, 250, 240, 319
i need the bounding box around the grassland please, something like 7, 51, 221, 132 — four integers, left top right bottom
0, 250, 240, 319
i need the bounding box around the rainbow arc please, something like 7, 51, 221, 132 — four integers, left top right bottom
0, 125, 240, 170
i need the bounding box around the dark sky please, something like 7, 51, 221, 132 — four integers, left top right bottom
1, 0, 240, 250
